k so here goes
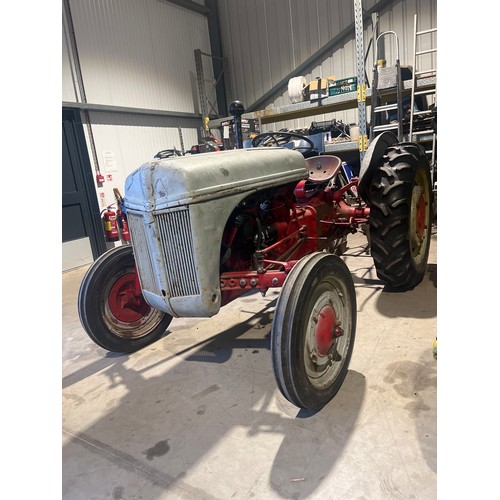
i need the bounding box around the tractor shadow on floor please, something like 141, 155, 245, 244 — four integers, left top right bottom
347, 258, 437, 320
376, 263, 437, 319
63, 295, 366, 499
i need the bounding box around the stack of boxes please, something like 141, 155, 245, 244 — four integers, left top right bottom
308, 76, 357, 102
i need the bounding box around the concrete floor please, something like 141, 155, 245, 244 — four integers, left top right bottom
62, 230, 437, 500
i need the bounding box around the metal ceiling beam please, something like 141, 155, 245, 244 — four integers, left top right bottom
62, 101, 201, 121
246, 0, 396, 112
164, 0, 211, 16
206, 0, 228, 116
166, 1, 228, 120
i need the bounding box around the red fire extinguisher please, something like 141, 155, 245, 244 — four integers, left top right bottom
112, 187, 131, 243
117, 208, 130, 242
102, 207, 120, 242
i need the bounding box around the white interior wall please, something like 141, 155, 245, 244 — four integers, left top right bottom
217, 0, 437, 132
84, 112, 200, 213
63, 0, 213, 225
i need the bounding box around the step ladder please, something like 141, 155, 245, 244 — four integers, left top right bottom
369, 31, 404, 141
409, 14, 437, 188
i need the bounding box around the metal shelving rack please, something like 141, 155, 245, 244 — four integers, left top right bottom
207, 78, 435, 127
207, 0, 437, 162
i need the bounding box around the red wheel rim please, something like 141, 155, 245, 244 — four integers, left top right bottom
415, 191, 426, 240
108, 273, 150, 323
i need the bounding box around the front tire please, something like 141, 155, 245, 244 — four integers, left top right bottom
368, 144, 432, 291
78, 245, 172, 353
271, 253, 356, 411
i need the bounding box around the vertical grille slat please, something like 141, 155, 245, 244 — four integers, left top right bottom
127, 213, 156, 292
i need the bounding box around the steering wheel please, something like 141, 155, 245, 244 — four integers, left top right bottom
154, 148, 182, 159
251, 131, 315, 154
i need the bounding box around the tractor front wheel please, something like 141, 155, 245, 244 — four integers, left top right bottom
368, 144, 432, 291
271, 253, 356, 411
78, 245, 172, 353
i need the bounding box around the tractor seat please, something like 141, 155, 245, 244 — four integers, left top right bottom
305, 155, 342, 183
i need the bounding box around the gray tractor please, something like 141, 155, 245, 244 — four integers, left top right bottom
78, 107, 432, 411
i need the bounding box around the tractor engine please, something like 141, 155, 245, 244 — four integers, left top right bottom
124, 148, 309, 319
219, 183, 331, 274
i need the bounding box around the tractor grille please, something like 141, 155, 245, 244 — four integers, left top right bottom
127, 209, 200, 298
156, 209, 200, 297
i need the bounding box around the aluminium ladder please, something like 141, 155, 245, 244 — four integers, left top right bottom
409, 14, 437, 188
369, 31, 404, 141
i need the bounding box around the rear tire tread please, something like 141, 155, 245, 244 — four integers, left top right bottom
368, 145, 432, 291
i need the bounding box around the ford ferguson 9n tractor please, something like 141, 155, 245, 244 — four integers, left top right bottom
78, 111, 432, 411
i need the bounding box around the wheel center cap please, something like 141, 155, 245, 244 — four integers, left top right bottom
314, 305, 338, 356
412, 182, 428, 242
108, 274, 150, 322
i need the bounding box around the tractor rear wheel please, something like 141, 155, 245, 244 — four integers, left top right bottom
78, 245, 172, 353
368, 144, 432, 291
271, 253, 356, 411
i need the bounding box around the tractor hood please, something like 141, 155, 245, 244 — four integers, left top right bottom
124, 147, 308, 212
123, 147, 308, 318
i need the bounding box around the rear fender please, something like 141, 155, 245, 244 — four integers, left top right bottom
357, 132, 398, 202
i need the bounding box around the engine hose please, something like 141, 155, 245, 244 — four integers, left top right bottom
255, 218, 263, 250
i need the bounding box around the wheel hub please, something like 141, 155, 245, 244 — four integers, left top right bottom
410, 170, 430, 263
314, 304, 343, 356
108, 274, 150, 323
415, 190, 426, 240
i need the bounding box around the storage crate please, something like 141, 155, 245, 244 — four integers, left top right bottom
328, 77, 357, 96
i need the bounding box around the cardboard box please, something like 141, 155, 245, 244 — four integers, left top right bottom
309, 76, 334, 101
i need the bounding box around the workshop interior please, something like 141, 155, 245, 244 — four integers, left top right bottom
63, 1, 446, 499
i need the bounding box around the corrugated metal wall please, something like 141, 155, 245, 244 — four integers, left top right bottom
217, 0, 437, 131
62, 0, 213, 211
66, 0, 211, 112
63, 0, 438, 200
